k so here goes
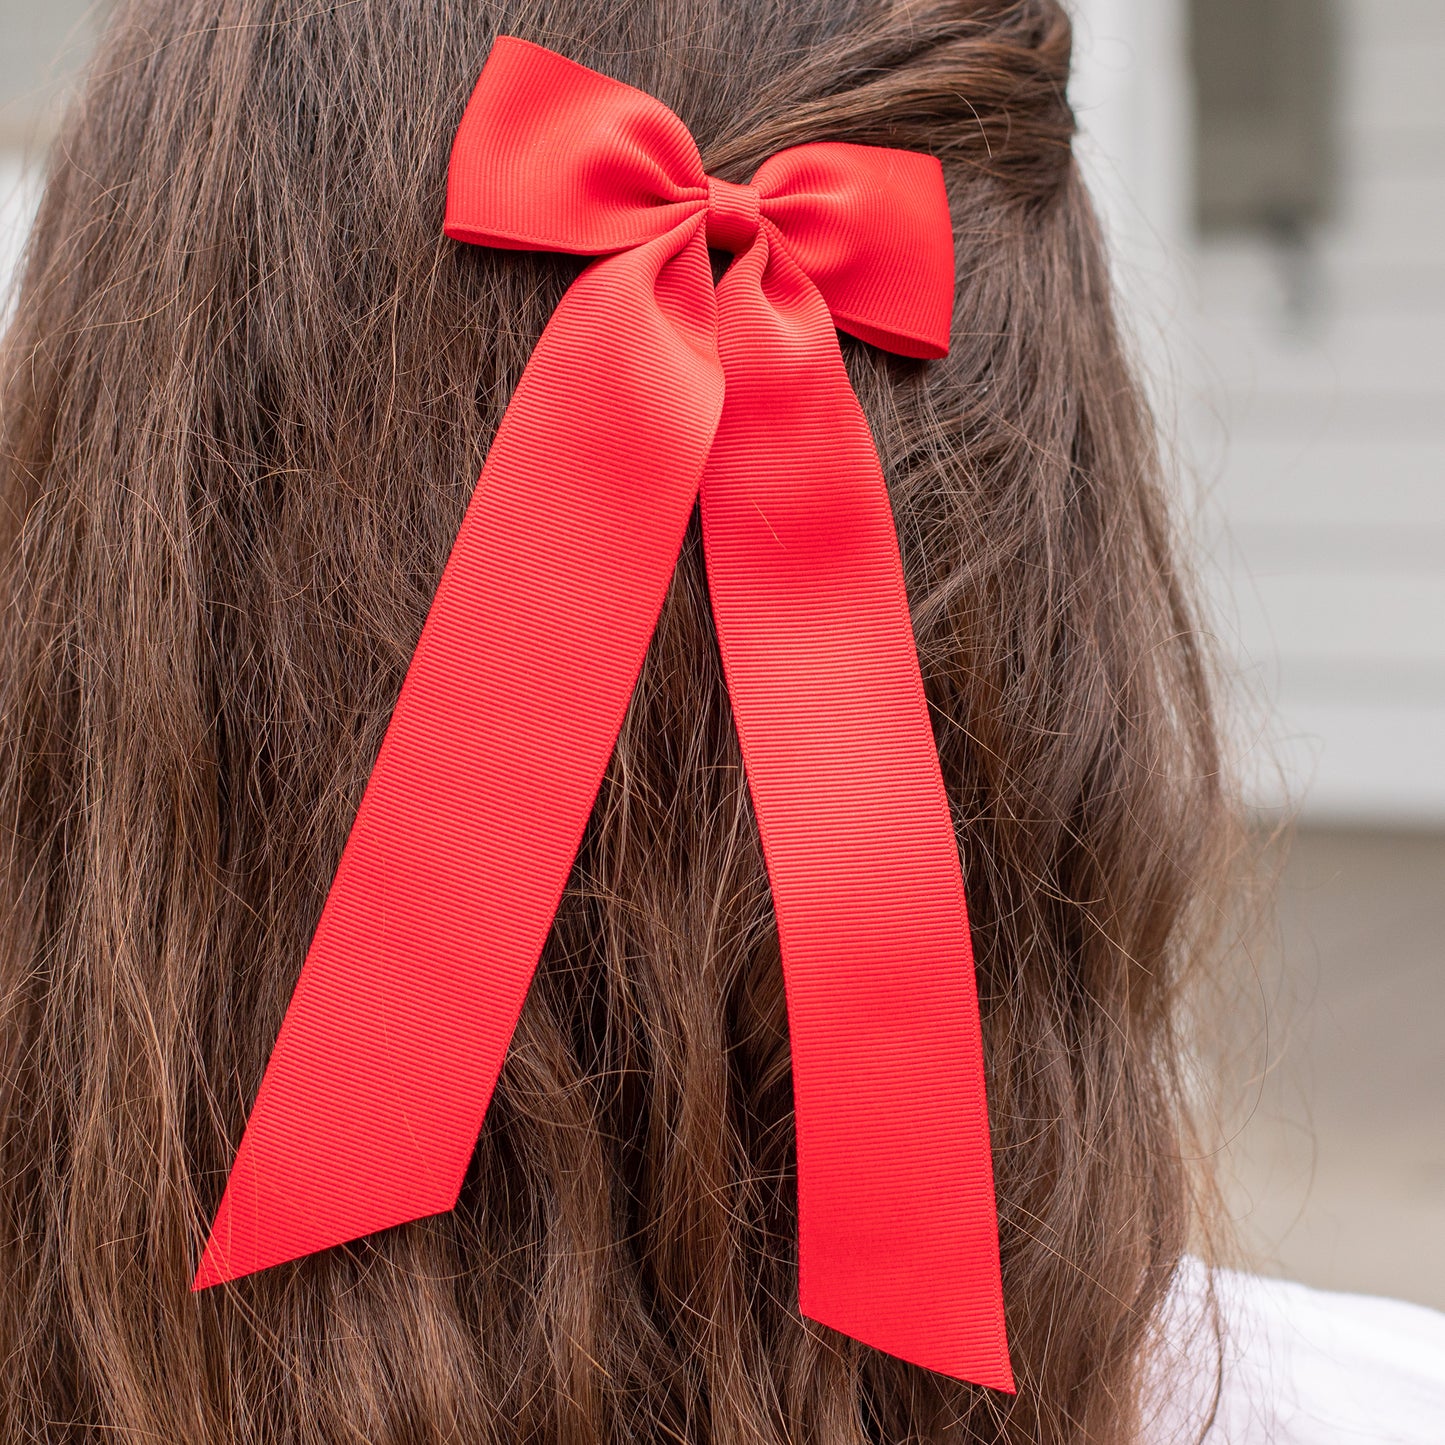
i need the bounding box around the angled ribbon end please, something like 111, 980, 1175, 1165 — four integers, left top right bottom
192, 1131, 469, 1294
191, 1240, 235, 1293
192, 1176, 247, 1292
191, 1183, 288, 1293
801, 1286, 1015, 1394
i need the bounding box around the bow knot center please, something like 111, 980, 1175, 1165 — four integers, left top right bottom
705, 176, 761, 253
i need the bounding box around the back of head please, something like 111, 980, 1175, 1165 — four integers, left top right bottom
0, 1, 1228, 1440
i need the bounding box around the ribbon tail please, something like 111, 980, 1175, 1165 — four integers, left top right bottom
196, 229, 721, 1288
698, 229, 1013, 1390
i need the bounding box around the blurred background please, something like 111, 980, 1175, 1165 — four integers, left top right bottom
1067, 0, 1445, 1313
2, 0, 1442, 1310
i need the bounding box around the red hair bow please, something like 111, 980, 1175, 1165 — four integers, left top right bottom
197, 36, 1011, 1392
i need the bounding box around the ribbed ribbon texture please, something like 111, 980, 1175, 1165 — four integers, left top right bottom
196, 36, 1012, 1392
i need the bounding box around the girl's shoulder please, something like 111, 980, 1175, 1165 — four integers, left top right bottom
1146, 1255, 1445, 1444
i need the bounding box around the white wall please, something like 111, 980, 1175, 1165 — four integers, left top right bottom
0, 0, 92, 313
1068, 0, 1193, 324
1073, 0, 1445, 826
0, 153, 36, 308
1192, 0, 1445, 825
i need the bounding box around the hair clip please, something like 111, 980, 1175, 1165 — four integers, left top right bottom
195, 35, 1011, 1392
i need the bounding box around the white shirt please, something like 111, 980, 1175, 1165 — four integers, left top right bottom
1147, 1257, 1445, 1443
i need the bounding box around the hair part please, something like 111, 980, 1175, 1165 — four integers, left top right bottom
0, 1, 1232, 1440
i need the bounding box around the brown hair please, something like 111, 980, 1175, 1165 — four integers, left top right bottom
0, 0, 1232, 1440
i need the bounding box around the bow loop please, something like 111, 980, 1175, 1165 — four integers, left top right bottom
445, 37, 707, 256
756, 144, 955, 359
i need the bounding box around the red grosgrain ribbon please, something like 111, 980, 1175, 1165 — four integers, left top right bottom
195, 36, 1012, 1392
